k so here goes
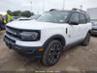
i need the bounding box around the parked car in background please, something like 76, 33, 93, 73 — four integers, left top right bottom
91, 21, 97, 35
13, 16, 20, 21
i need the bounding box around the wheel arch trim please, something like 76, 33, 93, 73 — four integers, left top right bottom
43, 34, 66, 48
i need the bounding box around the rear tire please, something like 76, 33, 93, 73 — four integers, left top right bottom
82, 32, 91, 46
41, 40, 63, 66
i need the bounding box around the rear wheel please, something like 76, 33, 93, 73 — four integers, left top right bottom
82, 32, 91, 46
41, 40, 63, 66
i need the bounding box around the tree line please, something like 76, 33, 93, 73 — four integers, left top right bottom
7, 10, 34, 17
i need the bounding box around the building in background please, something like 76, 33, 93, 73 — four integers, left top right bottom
87, 8, 97, 21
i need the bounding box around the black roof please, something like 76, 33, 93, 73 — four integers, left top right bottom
49, 8, 87, 15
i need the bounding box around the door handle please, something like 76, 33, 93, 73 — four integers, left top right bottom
66, 28, 68, 34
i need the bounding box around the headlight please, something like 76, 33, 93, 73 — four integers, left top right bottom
20, 31, 40, 41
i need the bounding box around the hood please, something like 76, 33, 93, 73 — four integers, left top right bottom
6, 20, 67, 30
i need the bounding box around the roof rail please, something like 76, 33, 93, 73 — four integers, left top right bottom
72, 8, 82, 11
49, 9, 57, 11
72, 8, 78, 10
72, 8, 86, 13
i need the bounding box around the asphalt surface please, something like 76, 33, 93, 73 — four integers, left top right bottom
0, 31, 97, 72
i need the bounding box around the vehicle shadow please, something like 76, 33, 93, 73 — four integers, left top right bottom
91, 35, 97, 38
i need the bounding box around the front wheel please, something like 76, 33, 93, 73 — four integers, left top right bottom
41, 40, 63, 66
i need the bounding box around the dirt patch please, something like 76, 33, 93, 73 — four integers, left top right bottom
0, 32, 97, 72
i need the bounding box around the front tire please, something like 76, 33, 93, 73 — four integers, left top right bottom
41, 40, 63, 66
82, 32, 91, 46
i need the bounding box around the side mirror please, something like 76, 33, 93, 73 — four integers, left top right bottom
69, 21, 79, 25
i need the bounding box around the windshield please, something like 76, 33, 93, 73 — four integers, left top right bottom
31, 15, 40, 20
37, 11, 70, 23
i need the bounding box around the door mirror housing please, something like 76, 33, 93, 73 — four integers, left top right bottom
69, 21, 79, 25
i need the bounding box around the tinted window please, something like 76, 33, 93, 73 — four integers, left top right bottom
37, 11, 70, 23
80, 14, 86, 24
69, 12, 80, 23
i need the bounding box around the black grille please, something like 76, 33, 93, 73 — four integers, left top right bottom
6, 26, 22, 39
5, 36, 15, 43
6, 31, 20, 39
6, 26, 41, 41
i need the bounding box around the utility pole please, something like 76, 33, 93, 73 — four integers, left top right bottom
42, 0, 45, 12
30, 0, 32, 12
80, 5, 83, 10
62, 0, 65, 10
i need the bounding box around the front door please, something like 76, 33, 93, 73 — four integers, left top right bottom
67, 12, 81, 44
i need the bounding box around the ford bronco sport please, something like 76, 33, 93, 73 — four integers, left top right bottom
4, 8, 92, 66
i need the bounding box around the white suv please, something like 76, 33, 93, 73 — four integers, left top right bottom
4, 9, 92, 66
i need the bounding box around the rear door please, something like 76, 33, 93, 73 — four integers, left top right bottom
79, 13, 91, 39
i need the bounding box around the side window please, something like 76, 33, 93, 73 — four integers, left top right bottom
86, 14, 90, 22
79, 14, 86, 24
69, 12, 80, 23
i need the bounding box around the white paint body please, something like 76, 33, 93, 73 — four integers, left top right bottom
6, 20, 92, 47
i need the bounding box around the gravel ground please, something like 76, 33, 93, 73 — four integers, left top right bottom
0, 31, 97, 72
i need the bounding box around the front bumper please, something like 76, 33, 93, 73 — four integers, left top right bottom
4, 36, 44, 58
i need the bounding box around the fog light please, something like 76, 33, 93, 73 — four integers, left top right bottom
38, 48, 44, 52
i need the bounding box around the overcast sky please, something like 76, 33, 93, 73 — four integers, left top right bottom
0, 0, 97, 13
